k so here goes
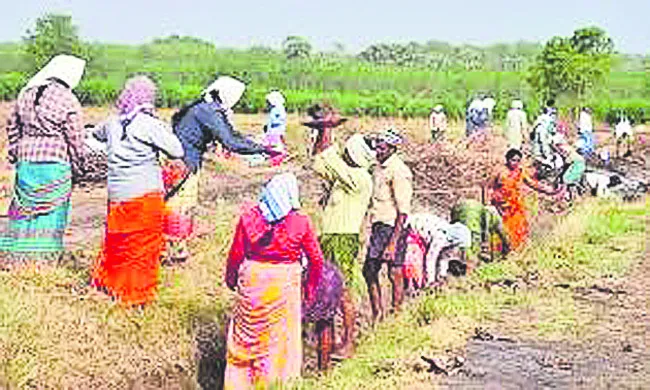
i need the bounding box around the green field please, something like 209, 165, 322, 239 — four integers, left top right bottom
0, 37, 648, 121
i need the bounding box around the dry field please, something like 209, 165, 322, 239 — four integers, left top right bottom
0, 104, 648, 388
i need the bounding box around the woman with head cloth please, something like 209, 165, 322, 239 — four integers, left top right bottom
224, 172, 323, 388
91, 76, 184, 307
162, 76, 275, 263
1, 55, 87, 267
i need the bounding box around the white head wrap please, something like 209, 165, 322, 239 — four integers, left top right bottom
379, 128, 404, 146
258, 172, 301, 223
433, 104, 444, 113
446, 222, 472, 249
24, 54, 86, 91
511, 100, 523, 110
407, 213, 449, 244
203, 76, 246, 109
469, 99, 483, 111
266, 90, 286, 107
344, 134, 376, 168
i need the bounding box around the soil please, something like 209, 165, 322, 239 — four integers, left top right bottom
436, 215, 650, 389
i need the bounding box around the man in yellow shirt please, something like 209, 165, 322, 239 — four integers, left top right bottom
363, 128, 413, 322
312, 123, 375, 356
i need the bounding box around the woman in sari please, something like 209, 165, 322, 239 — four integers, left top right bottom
224, 173, 322, 389
163, 76, 273, 263
489, 149, 557, 250
1, 55, 87, 267
91, 76, 184, 307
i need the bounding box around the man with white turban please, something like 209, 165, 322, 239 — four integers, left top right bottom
1, 54, 87, 266
163, 76, 275, 262
505, 100, 528, 149
311, 118, 375, 357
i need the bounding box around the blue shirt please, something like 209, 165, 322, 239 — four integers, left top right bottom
173, 102, 265, 172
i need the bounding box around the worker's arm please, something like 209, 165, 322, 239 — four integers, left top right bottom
196, 104, 268, 155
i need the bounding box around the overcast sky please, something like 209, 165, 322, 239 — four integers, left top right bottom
5, 0, 649, 53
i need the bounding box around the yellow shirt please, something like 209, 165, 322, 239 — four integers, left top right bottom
370, 154, 413, 226
313, 145, 373, 234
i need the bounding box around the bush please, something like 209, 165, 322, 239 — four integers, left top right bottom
0, 72, 25, 100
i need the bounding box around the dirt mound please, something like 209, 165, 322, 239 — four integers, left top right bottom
403, 136, 504, 214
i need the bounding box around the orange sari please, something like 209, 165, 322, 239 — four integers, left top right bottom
491, 167, 530, 250
92, 192, 165, 306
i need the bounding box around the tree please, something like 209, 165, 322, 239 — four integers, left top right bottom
570, 26, 614, 55
23, 14, 88, 72
283, 36, 312, 59
527, 27, 614, 104
332, 42, 346, 55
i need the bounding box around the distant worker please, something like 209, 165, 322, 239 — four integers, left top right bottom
576, 107, 595, 156
553, 135, 586, 201
614, 115, 633, 158
504, 100, 528, 150
531, 107, 556, 166
429, 104, 447, 141
466, 98, 488, 137
482, 94, 496, 123
263, 90, 288, 165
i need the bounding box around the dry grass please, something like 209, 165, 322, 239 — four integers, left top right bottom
292, 198, 647, 389
0, 104, 646, 388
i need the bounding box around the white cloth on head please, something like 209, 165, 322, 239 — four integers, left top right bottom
266, 90, 286, 107
483, 98, 496, 116
468, 99, 484, 112
579, 110, 593, 133
24, 54, 86, 91
511, 100, 523, 110
345, 134, 376, 169
380, 128, 404, 145
433, 104, 444, 112
446, 222, 471, 249
203, 76, 246, 109
615, 118, 633, 139
585, 172, 613, 198
258, 172, 301, 223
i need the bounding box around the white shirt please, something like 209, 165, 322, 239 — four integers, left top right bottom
579, 111, 593, 133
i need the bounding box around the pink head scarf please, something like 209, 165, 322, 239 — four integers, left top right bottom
116, 76, 157, 117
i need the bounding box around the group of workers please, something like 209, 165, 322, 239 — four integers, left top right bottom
0, 54, 642, 389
